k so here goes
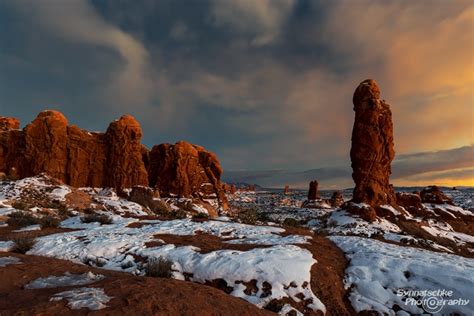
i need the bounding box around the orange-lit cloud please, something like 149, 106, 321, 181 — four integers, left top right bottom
2, 0, 473, 187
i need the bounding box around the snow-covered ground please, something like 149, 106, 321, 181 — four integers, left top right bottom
330, 236, 474, 315
50, 287, 111, 310
25, 272, 105, 289
24, 215, 322, 312
1, 177, 473, 315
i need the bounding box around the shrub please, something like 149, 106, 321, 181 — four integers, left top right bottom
81, 213, 112, 225
192, 212, 209, 219
146, 257, 173, 278
170, 209, 188, 219
58, 206, 74, 218
237, 207, 259, 225
151, 200, 172, 214
11, 201, 29, 211
283, 218, 300, 227
6, 211, 38, 227
38, 216, 61, 229
11, 235, 36, 254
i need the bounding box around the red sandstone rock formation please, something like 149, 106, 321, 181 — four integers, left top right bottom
0, 117, 20, 131
350, 79, 397, 208
105, 115, 148, 189
420, 186, 454, 205
307, 180, 320, 200
330, 191, 344, 208
147, 141, 228, 210
396, 192, 424, 213
0, 111, 228, 209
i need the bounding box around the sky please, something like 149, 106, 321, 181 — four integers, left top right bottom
0, 0, 473, 188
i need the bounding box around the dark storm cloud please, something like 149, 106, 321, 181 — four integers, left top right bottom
0, 0, 472, 187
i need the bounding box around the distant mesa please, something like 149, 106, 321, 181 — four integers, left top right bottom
0, 110, 228, 210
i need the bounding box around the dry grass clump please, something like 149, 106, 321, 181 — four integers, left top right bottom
11, 234, 37, 254
38, 216, 61, 229
146, 257, 173, 278
80, 213, 113, 225
6, 211, 38, 227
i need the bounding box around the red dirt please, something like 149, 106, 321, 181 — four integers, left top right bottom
281, 227, 355, 316
0, 253, 273, 315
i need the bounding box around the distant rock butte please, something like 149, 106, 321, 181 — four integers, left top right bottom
0, 110, 228, 209
307, 180, 320, 200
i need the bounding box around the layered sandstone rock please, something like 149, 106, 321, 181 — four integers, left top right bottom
307, 180, 320, 200
347, 79, 398, 221
0, 117, 20, 131
148, 141, 228, 210
105, 115, 148, 189
330, 191, 344, 208
0, 111, 228, 209
420, 186, 454, 205
396, 192, 424, 213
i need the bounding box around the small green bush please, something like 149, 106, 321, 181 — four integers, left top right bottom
146, 257, 173, 278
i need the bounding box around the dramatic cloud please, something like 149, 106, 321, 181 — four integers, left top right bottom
0, 0, 472, 187
8, 0, 153, 106
209, 0, 296, 45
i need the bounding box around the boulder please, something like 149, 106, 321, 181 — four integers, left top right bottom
420, 186, 454, 205
330, 191, 344, 208
350, 79, 397, 208
396, 192, 424, 213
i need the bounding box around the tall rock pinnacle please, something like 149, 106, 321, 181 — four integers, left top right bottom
350, 79, 397, 207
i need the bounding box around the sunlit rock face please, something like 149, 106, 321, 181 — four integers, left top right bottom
350, 79, 397, 208
147, 141, 228, 210
0, 111, 228, 207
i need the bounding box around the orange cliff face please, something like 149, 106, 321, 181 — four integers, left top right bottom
0, 110, 228, 209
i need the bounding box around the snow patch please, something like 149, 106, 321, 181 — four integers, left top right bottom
0, 256, 21, 267
50, 287, 111, 310
330, 236, 474, 315
25, 272, 105, 289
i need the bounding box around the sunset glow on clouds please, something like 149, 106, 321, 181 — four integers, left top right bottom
0, 0, 472, 187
